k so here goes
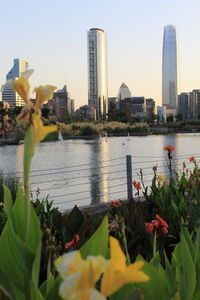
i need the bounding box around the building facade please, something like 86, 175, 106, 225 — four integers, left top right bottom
2, 58, 29, 106
178, 93, 189, 119
189, 90, 200, 119
88, 28, 108, 119
162, 25, 177, 110
45, 85, 75, 121
120, 97, 146, 121
118, 82, 131, 100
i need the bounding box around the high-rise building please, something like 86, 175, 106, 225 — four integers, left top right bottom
178, 93, 189, 119
118, 82, 132, 100
2, 58, 29, 106
162, 25, 177, 110
88, 28, 108, 119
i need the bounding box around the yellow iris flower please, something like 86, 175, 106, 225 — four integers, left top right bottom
55, 251, 108, 300
10, 70, 57, 145
101, 237, 149, 297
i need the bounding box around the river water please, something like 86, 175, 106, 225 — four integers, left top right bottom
1, 133, 200, 211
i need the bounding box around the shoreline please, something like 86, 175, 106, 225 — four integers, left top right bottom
0, 130, 199, 145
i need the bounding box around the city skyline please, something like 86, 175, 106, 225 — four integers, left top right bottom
1, 0, 200, 109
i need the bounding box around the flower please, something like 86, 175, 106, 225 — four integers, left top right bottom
189, 156, 196, 163
132, 181, 141, 190
145, 222, 154, 233
156, 174, 164, 181
101, 237, 149, 297
156, 174, 169, 185
145, 214, 168, 236
10, 70, 57, 147
164, 145, 175, 152
109, 200, 121, 207
55, 251, 108, 300
65, 234, 80, 250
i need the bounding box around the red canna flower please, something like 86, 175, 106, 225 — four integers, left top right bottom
189, 156, 196, 163
164, 145, 175, 152
109, 200, 121, 207
132, 181, 141, 190
145, 215, 168, 236
65, 234, 80, 250
155, 214, 168, 228
145, 222, 154, 233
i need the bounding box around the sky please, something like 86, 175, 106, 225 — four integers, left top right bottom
1, 0, 200, 109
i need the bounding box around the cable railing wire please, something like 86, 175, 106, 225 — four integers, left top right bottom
2, 156, 125, 176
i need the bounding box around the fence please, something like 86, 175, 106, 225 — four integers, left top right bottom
3, 151, 200, 211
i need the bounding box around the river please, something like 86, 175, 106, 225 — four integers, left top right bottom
1, 133, 200, 211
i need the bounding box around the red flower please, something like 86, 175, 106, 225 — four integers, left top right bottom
155, 214, 168, 228
189, 156, 196, 163
164, 145, 175, 152
65, 234, 80, 250
145, 215, 168, 236
132, 181, 141, 190
145, 222, 154, 233
109, 200, 121, 207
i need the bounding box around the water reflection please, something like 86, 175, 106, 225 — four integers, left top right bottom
89, 137, 109, 204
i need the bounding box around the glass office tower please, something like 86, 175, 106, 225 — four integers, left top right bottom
88, 28, 108, 119
162, 25, 177, 109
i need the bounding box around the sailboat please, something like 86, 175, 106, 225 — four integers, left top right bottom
58, 130, 64, 142
105, 132, 108, 143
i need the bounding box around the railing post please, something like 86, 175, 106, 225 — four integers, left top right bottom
126, 155, 133, 200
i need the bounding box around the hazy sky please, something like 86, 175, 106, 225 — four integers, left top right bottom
1, 0, 200, 108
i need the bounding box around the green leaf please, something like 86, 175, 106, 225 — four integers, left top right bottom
40, 275, 62, 300
3, 185, 13, 218
0, 222, 43, 300
63, 205, 84, 239
179, 232, 196, 300
80, 216, 109, 259
135, 262, 169, 300
110, 284, 135, 300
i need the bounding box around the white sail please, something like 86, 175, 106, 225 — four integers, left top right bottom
105, 132, 108, 142
58, 131, 64, 141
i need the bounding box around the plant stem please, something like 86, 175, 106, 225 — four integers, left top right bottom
23, 126, 34, 242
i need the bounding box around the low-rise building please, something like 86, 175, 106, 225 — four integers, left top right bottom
75, 105, 96, 121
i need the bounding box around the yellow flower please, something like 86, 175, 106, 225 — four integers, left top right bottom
34, 85, 56, 110
156, 174, 169, 185
10, 69, 34, 104
55, 251, 83, 278
32, 111, 57, 145
12, 77, 30, 104
55, 251, 108, 300
12, 71, 57, 145
156, 174, 165, 181
101, 237, 149, 297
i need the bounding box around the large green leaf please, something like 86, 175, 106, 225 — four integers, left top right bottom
135, 262, 169, 300
80, 216, 109, 259
110, 284, 135, 300
0, 186, 43, 299
0, 221, 43, 299
178, 231, 196, 300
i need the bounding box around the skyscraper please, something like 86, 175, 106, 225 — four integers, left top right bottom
118, 83, 132, 100
162, 25, 177, 110
2, 58, 29, 106
88, 28, 108, 119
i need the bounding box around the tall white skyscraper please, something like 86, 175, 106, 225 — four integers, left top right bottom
2, 58, 29, 106
162, 25, 177, 110
88, 28, 108, 119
